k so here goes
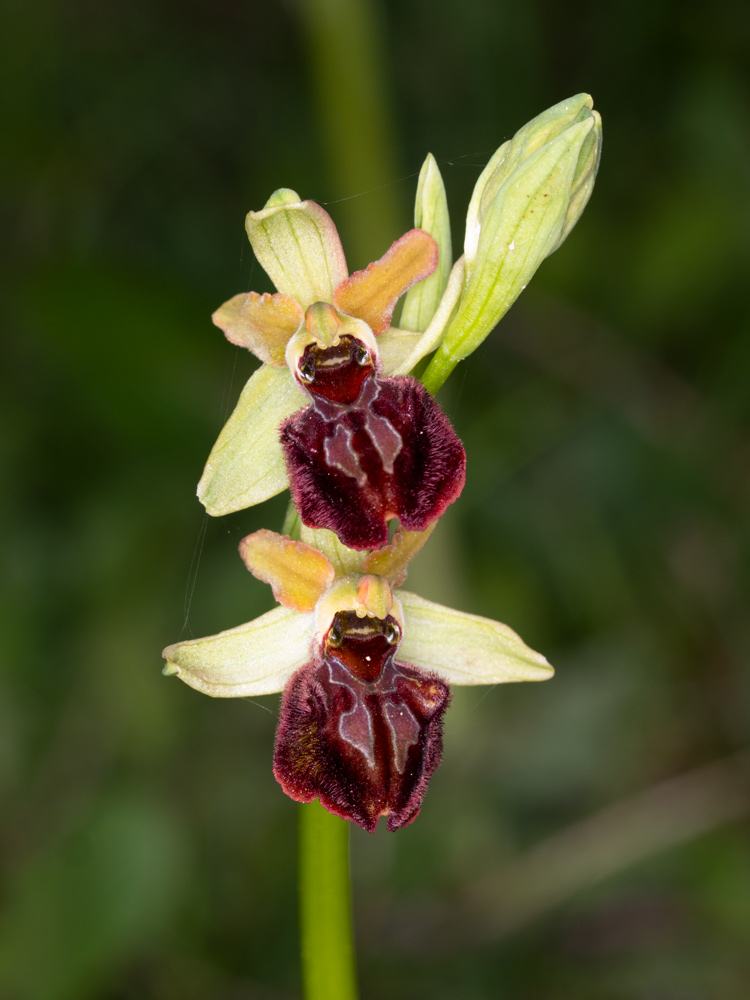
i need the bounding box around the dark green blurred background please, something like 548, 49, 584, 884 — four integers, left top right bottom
2, 0, 749, 997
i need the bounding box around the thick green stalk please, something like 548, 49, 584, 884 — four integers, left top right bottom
420, 347, 459, 396
297, 0, 403, 264
299, 801, 358, 1000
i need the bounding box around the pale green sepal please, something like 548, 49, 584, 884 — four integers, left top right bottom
399, 154, 452, 332
162, 606, 314, 697
501, 93, 594, 168
198, 365, 307, 516
299, 525, 366, 577
282, 503, 302, 540
245, 195, 348, 308
437, 118, 594, 366
398, 590, 553, 685
464, 94, 597, 270
381, 257, 465, 377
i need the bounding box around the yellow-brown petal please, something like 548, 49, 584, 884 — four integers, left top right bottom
362, 523, 436, 587
333, 229, 439, 335
212, 291, 304, 366
239, 529, 335, 612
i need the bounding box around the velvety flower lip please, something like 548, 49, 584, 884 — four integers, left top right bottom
274, 610, 450, 832
162, 528, 553, 831
197, 191, 467, 520
280, 307, 466, 550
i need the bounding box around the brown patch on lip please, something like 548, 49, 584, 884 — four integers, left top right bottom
296, 335, 375, 405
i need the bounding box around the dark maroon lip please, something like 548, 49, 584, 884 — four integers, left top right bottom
281, 373, 466, 551
273, 610, 450, 832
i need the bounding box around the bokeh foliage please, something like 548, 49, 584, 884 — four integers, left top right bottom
1, 0, 749, 997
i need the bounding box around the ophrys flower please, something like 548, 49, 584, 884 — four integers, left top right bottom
162, 527, 553, 832
199, 191, 467, 548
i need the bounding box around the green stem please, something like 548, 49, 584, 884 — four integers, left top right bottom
420, 348, 460, 396
299, 801, 359, 1000
298, 0, 403, 264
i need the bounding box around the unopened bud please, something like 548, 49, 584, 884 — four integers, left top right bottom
423, 95, 601, 392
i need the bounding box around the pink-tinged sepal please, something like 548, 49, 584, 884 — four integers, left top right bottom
281, 370, 466, 551
273, 611, 449, 832
245, 190, 348, 307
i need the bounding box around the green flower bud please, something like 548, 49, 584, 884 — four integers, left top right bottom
422, 95, 601, 393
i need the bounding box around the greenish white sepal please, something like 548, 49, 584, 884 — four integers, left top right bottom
552, 108, 602, 252
245, 192, 348, 308
198, 365, 307, 516
299, 525, 367, 577
465, 93, 596, 265
422, 95, 601, 393
162, 605, 315, 697
398, 590, 553, 685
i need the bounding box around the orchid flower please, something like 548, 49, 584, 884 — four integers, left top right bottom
163, 526, 553, 832
199, 189, 467, 549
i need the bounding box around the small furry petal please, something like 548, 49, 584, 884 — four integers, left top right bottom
273, 612, 449, 832
239, 530, 335, 612
281, 375, 465, 550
